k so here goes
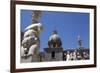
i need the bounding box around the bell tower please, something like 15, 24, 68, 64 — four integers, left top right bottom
44, 30, 63, 61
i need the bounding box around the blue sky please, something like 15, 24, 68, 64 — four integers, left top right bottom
21, 10, 89, 52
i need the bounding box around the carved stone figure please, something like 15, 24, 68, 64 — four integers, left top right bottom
21, 11, 43, 62
21, 23, 43, 62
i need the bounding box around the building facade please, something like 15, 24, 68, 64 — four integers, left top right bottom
39, 31, 89, 62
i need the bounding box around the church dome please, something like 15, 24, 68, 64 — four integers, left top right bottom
49, 31, 59, 41
48, 30, 62, 48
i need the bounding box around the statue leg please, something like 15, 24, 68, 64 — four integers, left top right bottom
28, 44, 40, 62
20, 46, 33, 63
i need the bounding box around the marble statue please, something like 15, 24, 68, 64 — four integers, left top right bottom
21, 11, 43, 62
21, 23, 43, 62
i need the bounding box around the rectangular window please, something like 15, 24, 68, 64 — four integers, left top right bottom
51, 51, 55, 59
